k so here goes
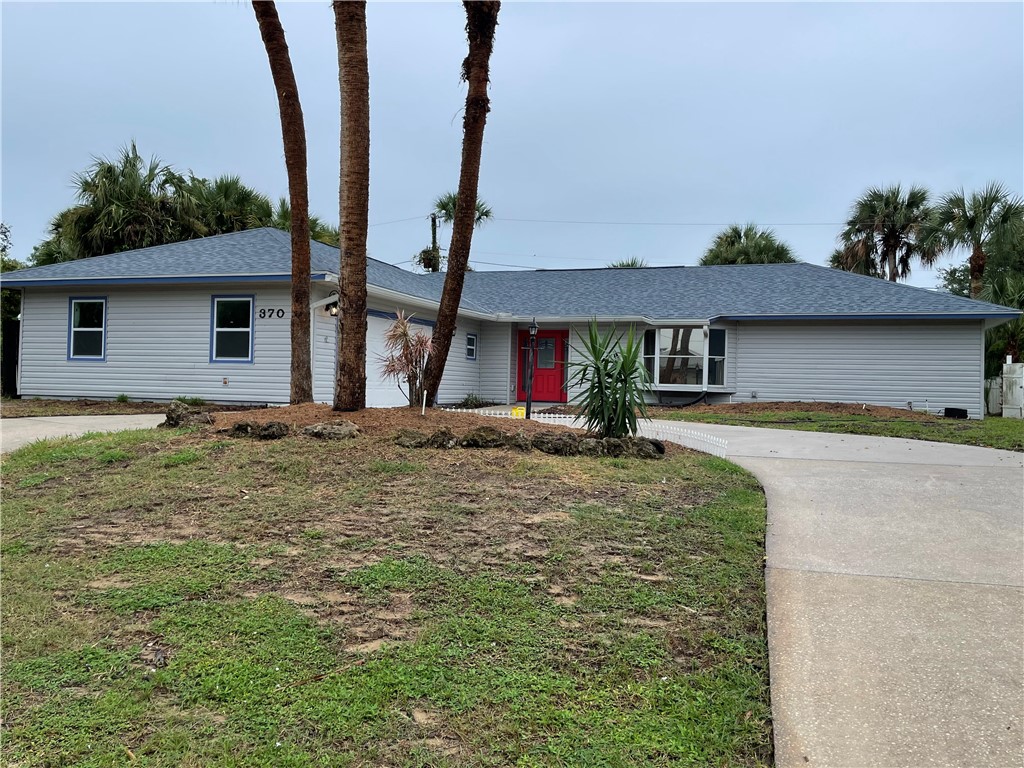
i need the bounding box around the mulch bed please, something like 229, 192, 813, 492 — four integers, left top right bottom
210, 404, 583, 438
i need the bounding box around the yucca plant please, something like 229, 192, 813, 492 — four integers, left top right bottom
567, 321, 651, 438
379, 310, 432, 407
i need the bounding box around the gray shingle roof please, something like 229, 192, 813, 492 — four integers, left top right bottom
2, 229, 1017, 321
434, 263, 1020, 321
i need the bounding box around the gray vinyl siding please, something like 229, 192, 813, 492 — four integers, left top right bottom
478, 322, 513, 403
311, 285, 337, 404
20, 284, 291, 404
436, 319, 483, 405
731, 320, 986, 418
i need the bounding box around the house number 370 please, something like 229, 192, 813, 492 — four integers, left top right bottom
258, 308, 286, 319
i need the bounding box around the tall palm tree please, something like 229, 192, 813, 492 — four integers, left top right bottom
926, 183, 1024, 298
422, 1, 501, 406
836, 185, 939, 282
332, 0, 370, 411
980, 275, 1024, 373
828, 247, 880, 277
417, 192, 493, 272
193, 174, 271, 234
253, 0, 313, 404
433, 191, 493, 226
699, 224, 797, 265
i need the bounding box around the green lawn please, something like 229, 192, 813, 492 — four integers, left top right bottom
0, 424, 771, 767
653, 407, 1023, 452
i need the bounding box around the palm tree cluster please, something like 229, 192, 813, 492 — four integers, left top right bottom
29, 143, 338, 267
415, 191, 493, 273
699, 224, 797, 265
831, 182, 1024, 297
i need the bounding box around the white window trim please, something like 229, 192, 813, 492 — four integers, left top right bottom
466, 333, 478, 360
211, 295, 255, 364
645, 325, 728, 390
68, 297, 107, 361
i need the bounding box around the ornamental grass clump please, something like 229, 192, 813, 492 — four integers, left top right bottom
568, 321, 651, 438
380, 310, 432, 407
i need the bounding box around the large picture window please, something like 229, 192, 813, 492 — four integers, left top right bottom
68, 298, 106, 360
211, 296, 254, 362
643, 327, 726, 388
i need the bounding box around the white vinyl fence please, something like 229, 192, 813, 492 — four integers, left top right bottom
442, 409, 729, 459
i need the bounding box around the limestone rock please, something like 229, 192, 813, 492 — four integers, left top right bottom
577, 437, 607, 457
394, 428, 429, 448
256, 421, 290, 440
531, 431, 580, 456
162, 400, 212, 428
459, 426, 507, 449
504, 430, 534, 452
621, 437, 664, 460
302, 421, 361, 440
425, 427, 458, 449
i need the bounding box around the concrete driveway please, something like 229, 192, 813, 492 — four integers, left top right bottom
646, 421, 1023, 768
0, 414, 165, 453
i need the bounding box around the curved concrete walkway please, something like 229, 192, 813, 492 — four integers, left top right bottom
649, 421, 1023, 768
0, 414, 165, 453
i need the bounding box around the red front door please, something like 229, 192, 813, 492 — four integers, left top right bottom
517, 329, 569, 403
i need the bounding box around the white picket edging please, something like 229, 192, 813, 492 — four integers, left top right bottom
441, 408, 729, 459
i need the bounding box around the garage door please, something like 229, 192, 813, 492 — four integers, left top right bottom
365, 315, 410, 407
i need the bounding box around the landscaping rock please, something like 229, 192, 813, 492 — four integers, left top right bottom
504, 430, 534, 452
622, 437, 663, 460
302, 421, 361, 440
161, 400, 212, 428
229, 421, 256, 437
602, 437, 626, 457
256, 421, 290, 440
531, 431, 580, 456
394, 428, 429, 448
459, 426, 507, 449
425, 427, 458, 449
577, 437, 607, 457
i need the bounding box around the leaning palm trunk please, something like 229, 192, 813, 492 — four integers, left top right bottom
332, 1, 370, 411
252, 0, 313, 403
422, 1, 501, 406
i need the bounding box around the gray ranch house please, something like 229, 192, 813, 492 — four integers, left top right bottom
2, 228, 1018, 418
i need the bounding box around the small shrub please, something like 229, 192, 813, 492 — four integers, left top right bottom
174, 396, 206, 406
115, 393, 130, 403
379, 310, 432, 407
454, 393, 494, 409
567, 321, 650, 439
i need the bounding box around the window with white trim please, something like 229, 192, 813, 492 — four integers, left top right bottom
466, 333, 478, 360
69, 298, 106, 359
643, 327, 726, 387
212, 296, 254, 362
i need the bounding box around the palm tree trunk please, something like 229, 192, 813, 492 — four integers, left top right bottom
422, 1, 501, 405
332, 0, 370, 411
969, 244, 986, 299
252, 0, 312, 404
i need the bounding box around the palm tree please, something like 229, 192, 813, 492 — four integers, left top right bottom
417, 192, 493, 272
926, 183, 1024, 298
608, 256, 648, 268
332, 0, 370, 411
433, 191, 493, 226
253, 0, 313, 404
699, 224, 797, 265
980, 275, 1024, 374
267, 198, 339, 245
828, 247, 880, 277
193, 174, 271, 234
836, 185, 940, 282
422, 1, 501, 405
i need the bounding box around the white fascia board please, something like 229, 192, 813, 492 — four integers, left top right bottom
366, 284, 494, 321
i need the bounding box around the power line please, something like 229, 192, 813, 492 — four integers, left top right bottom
368, 214, 428, 227
493, 217, 844, 227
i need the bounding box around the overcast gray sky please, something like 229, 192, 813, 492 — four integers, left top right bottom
3, 1, 1022, 286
